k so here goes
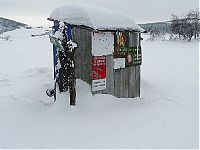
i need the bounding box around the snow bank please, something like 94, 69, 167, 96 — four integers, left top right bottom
49, 4, 144, 32
0, 28, 198, 148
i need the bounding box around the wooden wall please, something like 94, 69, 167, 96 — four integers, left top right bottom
72, 27, 92, 85
114, 65, 140, 98
72, 26, 140, 98
94, 55, 140, 98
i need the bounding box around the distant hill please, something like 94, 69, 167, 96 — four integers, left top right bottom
0, 17, 27, 34
139, 22, 171, 34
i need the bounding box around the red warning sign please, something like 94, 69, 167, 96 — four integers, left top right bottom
92, 56, 106, 80
92, 56, 106, 92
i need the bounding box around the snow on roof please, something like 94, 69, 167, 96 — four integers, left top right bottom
48, 4, 144, 32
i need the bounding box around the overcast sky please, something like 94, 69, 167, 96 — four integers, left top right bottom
0, 0, 199, 26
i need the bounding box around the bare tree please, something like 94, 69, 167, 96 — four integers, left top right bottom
170, 14, 181, 39
187, 10, 200, 39
170, 10, 200, 41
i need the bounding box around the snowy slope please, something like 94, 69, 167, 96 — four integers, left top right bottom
0, 17, 27, 34
0, 28, 199, 149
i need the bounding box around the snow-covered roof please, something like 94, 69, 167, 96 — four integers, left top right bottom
48, 4, 144, 32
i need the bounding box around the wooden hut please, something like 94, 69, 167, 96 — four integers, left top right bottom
48, 4, 144, 98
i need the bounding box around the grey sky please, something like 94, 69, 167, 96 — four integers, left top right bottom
0, 0, 199, 26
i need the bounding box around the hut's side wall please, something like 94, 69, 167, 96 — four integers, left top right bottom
72, 27, 92, 85
72, 27, 140, 98
95, 65, 140, 98
95, 32, 141, 98
113, 66, 140, 98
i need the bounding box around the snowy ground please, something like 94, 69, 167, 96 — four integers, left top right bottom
0, 28, 199, 149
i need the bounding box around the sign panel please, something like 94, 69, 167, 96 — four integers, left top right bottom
92, 56, 106, 91
114, 32, 142, 66
92, 79, 106, 92
114, 47, 142, 66
92, 32, 114, 56
114, 58, 125, 69
126, 47, 142, 66
115, 32, 129, 48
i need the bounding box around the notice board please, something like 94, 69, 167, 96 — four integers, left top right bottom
92, 56, 106, 92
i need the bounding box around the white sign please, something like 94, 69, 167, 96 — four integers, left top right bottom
92, 79, 106, 92
92, 32, 114, 56
114, 58, 125, 69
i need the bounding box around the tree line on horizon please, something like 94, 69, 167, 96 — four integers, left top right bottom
139, 10, 200, 41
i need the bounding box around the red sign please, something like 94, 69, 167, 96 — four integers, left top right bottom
92, 56, 106, 80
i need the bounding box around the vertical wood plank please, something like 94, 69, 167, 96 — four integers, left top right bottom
83, 29, 87, 82
120, 68, 124, 97
128, 66, 135, 98
73, 27, 79, 79
109, 55, 115, 96
105, 55, 110, 94
124, 67, 129, 98
135, 65, 140, 97
129, 32, 138, 47
87, 30, 92, 85
114, 69, 120, 98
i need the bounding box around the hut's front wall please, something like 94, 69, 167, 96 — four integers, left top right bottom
72, 26, 141, 98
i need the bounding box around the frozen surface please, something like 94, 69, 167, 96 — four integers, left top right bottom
0, 28, 199, 149
49, 4, 144, 32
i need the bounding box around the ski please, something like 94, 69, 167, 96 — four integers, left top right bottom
46, 80, 57, 102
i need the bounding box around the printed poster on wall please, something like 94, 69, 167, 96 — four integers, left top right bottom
114, 32, 142, 66
92, 56, 106, 92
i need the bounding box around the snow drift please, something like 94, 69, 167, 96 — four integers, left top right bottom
0, 28, 198, 149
